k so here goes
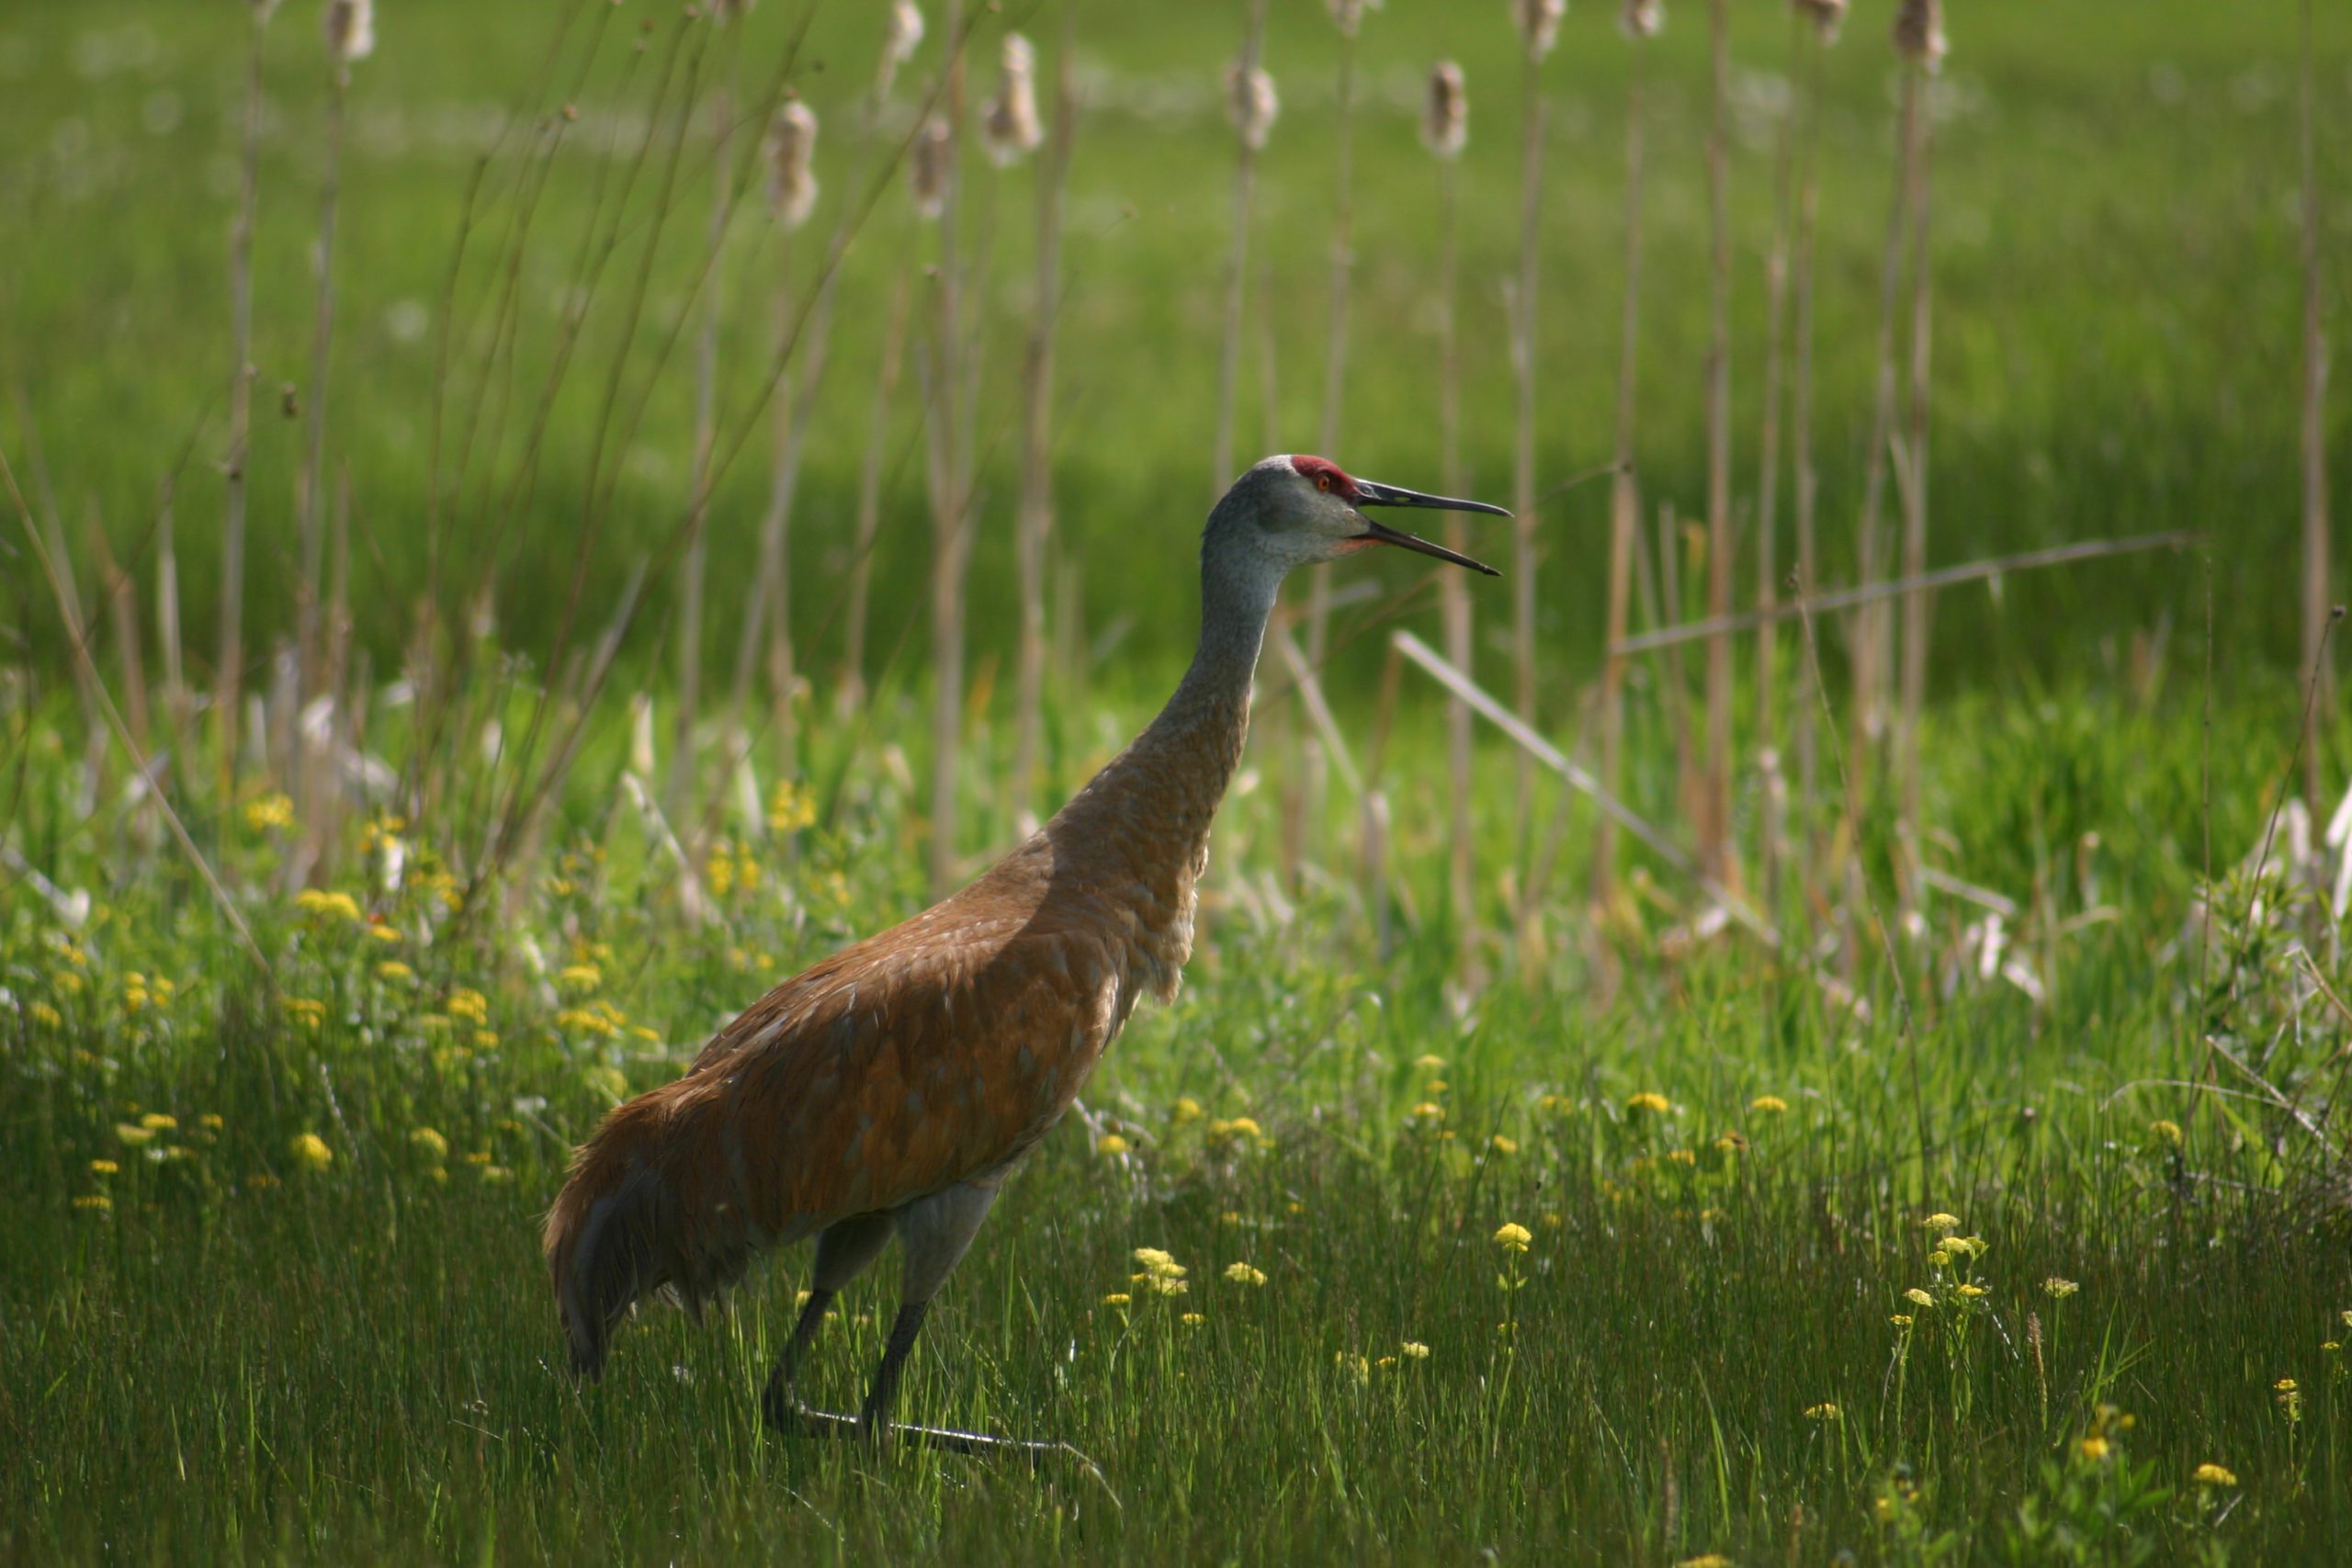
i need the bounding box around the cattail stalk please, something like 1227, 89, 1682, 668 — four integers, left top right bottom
842, 272, 914, 712
2299, 0, 2333, 817
1211, 0, 1274, 495
1753, 6, 1802, 906
1012, 15, 1076, 835
672, 54, 741, 826
1701, 0, 1735, 886
1508, 1, 1559, 880
156, 479, 187, 739
730, 98, 824, 771
923, 0, 970, 899
1894, 0, 1942, 870
1598, 16, 1653, 909
297, 3, 368, 803
1306, 0, 1366, 671
1790, 0, 1838, 874
1424, 60, 1476, 959
217, 0, 275, 795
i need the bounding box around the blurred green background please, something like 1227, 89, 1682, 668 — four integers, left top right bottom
4, 0, 2345, 707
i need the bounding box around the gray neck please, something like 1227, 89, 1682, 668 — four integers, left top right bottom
1046, 534, 1281, 860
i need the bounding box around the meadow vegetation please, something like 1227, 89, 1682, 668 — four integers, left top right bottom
4, 0, 2351, 1562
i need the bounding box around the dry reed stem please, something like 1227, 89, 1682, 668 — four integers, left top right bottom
296, 42, 355, 800
1210, 0, 1272, 495
1753, 8, 1804, 908
924, 0, 970, 899
1306, 6, 1363, 671
842, 271, 914, 712
2300, 0, 2333, 816
1789, 10, 1830, 870
1012, 10, 1077, 835
1598, 27, 1650, 909
1426, 60, 1476, 965
217, 0, 273, 793
1895, 49, 1938, 872
1508, 34, 1546, 885
1701, 0, 1734, 885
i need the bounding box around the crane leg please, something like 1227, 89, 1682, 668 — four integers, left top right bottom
760, 1212, 892, 1435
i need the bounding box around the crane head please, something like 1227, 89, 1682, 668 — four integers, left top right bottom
1220, 455, 1508, 578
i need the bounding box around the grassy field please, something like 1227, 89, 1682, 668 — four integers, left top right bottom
6, 0, 2352, 1563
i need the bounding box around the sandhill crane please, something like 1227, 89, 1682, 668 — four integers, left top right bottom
545, 454, 1505, 1449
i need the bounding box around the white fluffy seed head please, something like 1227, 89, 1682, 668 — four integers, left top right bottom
711, 0, 754, 23
909, 117, 951, 220
980, 33, 1043, 167
1326, 0, 1382, 38
1420, 62, 1467, 160
764, 99, 820, 231
1793, 0, 1848, 41
1622, 0, 1664, 39
1894, 0, 1946, 71
324, 0, 374, 64
1226, 62, 1279, 151
876, 1, 925, 100
1512, 0, 1565, 62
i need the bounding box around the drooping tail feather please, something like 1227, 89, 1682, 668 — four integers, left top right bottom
543, 1079, 761, 1378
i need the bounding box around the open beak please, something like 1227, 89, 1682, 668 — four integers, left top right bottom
1351, 479, 1510, 576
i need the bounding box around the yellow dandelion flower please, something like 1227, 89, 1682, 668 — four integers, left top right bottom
115, 1122, 155, 1147
1537, 1093, 1570, 1112
2147, 1118, 2184, 1149
74, 1193, 113, 1213
1375, 1355, 1398, 1370
283, 998, 328, 1027
480, 1165, 513, 1183
1425, 1078, 1449, 1094
2274, 1378, 2298, 1393
1904, 1288, 1936, 1308
1922, 1213, 1962, 1232
1224, 1261, 1266, 1287
1667, 1148, 1698, 1167
1181, 1312, 1205, 1326
1494, 1222, 1532, 1252
1928, 1250, 1954, 1269
2043, 1278, 2080, 1299
198, 1113, 223, 1131
409, 1127, 449, 1162
583, 1065, 629, 1103
2192, 1463, 2237, 1487
29, 1000, 62, 1028
447, 988, 490, 1024
294, 889, 363, 923
1172, 1096, 1204, 1124
289, 1133, 333, 1172
1096, 1134, 1130, 1156
140, 1112, 177, 1132
365, 921, 401, 945
1219, 1210, 1241, 1225
558, 964, 602, 994
1678, 1557, 1735, 1568
1543, 1212, 1565, 1228
1133, 1247, 1179, 1273
463, 1150, 492, 1165
1490, 1134, 1518, 1155
765, 780, 818, 834
1749, 1094, 1789, 1113
1625, 1091, 1672, 1115
244, 792, 295, 831
1891, 1314, 1914, 1327
1410, 1102, 1445, 1121
375, 960, 413, 982
473, 1030, 499, 1049
1804, 1403, 1842, 1421
90, 1158, 119, 1176
1102, 1292, 1131, 1306
2080, 1435, 2110, 1461
2324, 1342, 2342, 1355
1956, 1283, 1986, 1299
1401, 1340, 1430, 1359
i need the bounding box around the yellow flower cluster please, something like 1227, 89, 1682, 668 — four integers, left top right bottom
289, 1133, 333, 1172
123, 973, 176, 1013
1204, 1116, 1268, 1151
1494, 1222, 1532, 1252
703, 840, 763, 899
1749, 1094, 1789, 1114
767, 780, 818, 834
1096, 1134, 1130, 1156
409, 1127, 449, 1161
1131, 1247, 1188, 1295
1224, 1261, 1266, 1287
447, 987, 490, 1025
283, 997, 328, 1028
558, 964, 602, 994
557, 1001, 629, 1039
2192, 1462, 2237, 1487
295, 889, 363, 923
28, 1000, 63, 1029
1804, 1403, 1842, 1421
244, 792, 295, 831
1171, 1096, 1203, 1125
1625, 1091, 1672, 1115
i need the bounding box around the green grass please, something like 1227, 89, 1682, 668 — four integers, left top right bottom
6, 0, 2352, 1562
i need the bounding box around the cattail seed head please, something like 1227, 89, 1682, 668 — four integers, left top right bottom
1327, 0, 1382, 38
764, 98, 820, 231
979, 33, 1043, 167
1793, 0, 1847, 42
1420, 62, 1467, 160
909, 116, 951, 220
1893, 0, 1946, 72
1226, 62, 1279, 152
1622, 0, 1664, 39
711, 0, 753, 23
324, 0, 374, 64
876, 1, 925, 101
1513, 0, 1565, 62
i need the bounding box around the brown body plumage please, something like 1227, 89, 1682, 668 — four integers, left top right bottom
546, 454, 1503, 1438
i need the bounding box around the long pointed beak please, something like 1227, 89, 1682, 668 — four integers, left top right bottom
1352, 479, 1510, 576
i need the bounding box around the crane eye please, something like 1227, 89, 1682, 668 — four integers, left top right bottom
1315, 472, 1332, 492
